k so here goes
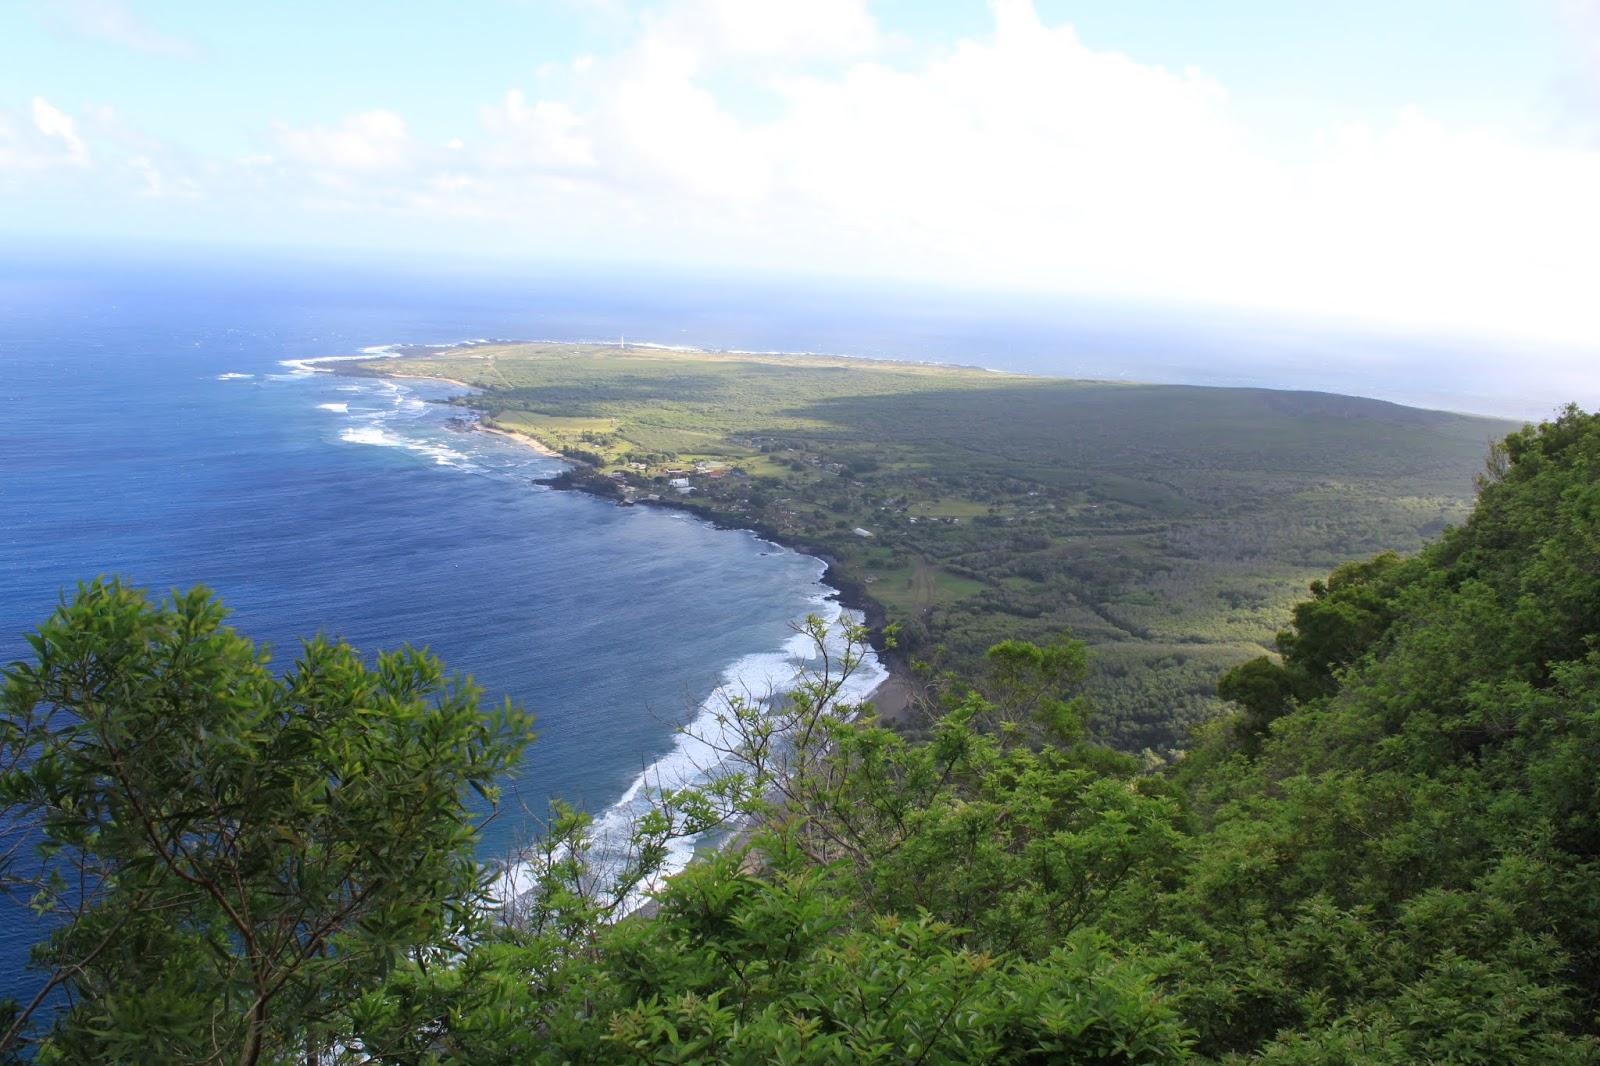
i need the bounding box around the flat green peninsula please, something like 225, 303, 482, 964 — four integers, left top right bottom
358, 341, 1515, 751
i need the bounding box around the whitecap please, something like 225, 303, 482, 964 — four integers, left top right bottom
317, 402, 350, 413
340, 426, 402, 447
339, 424, 468, 467
216, 372, 253, 381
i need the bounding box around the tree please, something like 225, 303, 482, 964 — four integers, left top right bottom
346, 623, 1190, 1063
1215, 655, 1299, 749
976, 633, 1091, 745
10, 405, 1600, 1062
0, 579, 531, 1064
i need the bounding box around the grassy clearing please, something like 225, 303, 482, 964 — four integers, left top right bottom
907, 497, 991, 518
867, 561, 987, 616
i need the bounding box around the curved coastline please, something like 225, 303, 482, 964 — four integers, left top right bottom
308, 346, 904, 907
480, 418, 909, 718
320, 347, 910, 720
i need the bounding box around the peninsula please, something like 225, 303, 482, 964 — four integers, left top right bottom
352, 341, 1514, 751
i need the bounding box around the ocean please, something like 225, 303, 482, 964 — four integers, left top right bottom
0, 246, 1590, 1011
0, 254, 892, 1007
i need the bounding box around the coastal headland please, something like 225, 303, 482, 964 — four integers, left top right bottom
347, 341, 1513, 751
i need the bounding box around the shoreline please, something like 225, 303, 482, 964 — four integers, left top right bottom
478, 421, 563, 458
387, 371, 476, 390
338, 358, 916, 722
482, 417, 915, 721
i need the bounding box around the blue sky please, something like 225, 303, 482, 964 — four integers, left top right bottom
4, 0, 1599, 347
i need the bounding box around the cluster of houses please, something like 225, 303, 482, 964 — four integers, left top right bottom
597, 459, 741, 502
660, 462, 733, 495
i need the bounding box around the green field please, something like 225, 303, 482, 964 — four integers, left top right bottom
355, 342, 1515, 751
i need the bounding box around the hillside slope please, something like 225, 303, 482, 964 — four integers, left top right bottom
363, 341, 1513, 749
9, 408, 1596, 1062
337, 404, 1600, 1063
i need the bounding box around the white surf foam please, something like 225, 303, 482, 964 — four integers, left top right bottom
290, 342, 889, 916
492, 586, 887, 915
278, 338, 502, 380
339, 424, 468, 467
278, 353, 392, 376
317, 402, 350, 413
340, 426, 402, 447
216, 372, 253, 380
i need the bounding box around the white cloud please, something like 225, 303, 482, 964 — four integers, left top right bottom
40, 0, 195, 57
0, 96, 91, 173
646, 0, 879, 60
481, 91, 594, 169
15, 0, 1597, 348
474, 0, 1588, 345
3, 95, 210, 203
273, 110, 413, 172
240, 0, 1600, 345
31, 96, 90, 164
741, 1, 1263, 280
600, 39, 771, 202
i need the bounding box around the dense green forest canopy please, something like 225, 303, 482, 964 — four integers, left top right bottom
3, 405, 1598, 1062
356, 342, 1512, 751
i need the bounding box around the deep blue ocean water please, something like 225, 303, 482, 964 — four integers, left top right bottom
0, 246, 1592, 1012
0, 255, 892, 1006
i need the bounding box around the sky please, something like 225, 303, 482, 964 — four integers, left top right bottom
3, 0, 1600, 350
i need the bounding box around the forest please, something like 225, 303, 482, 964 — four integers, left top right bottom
355, 342, 1510, 751
2, 405, 1597, 1062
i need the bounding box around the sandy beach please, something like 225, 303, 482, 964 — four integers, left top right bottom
478, 422, 564, 458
